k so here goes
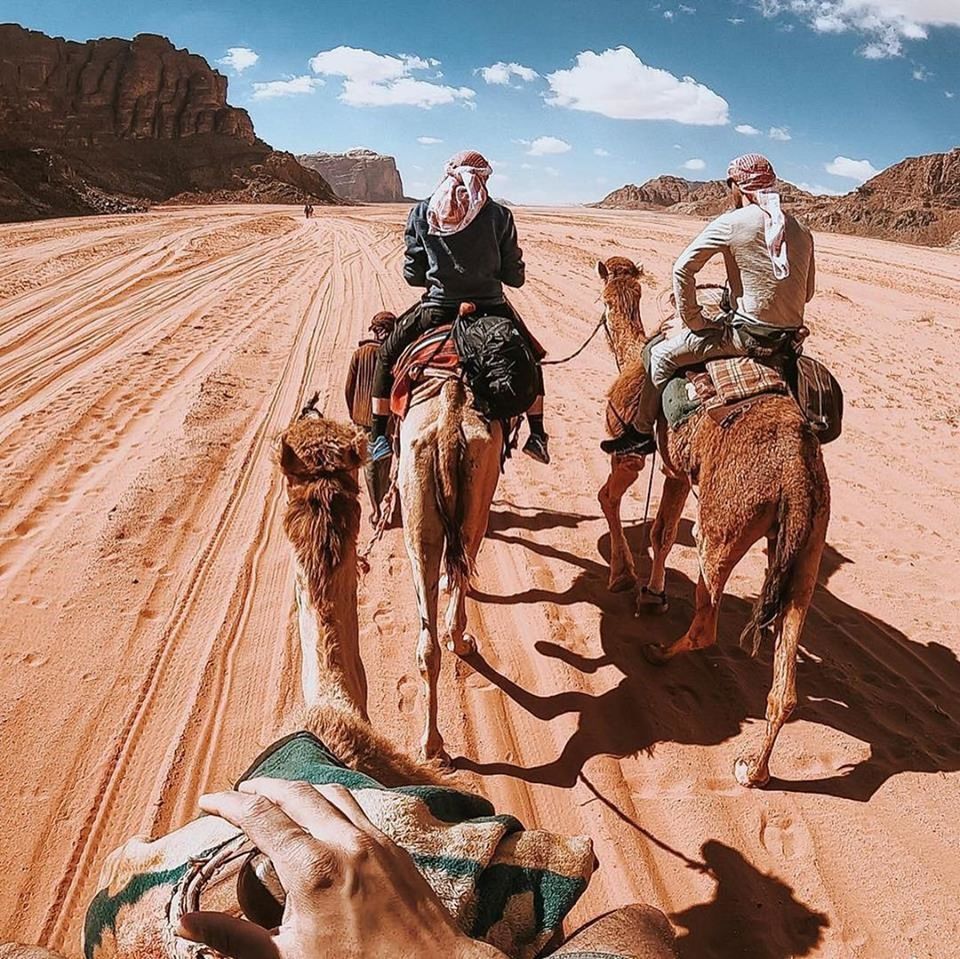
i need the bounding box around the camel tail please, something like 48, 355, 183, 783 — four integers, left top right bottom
740, 449, 821, 657
435, 381, 470, 590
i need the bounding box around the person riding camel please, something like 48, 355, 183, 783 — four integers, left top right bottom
344, 310, 397, 523
368, 150, 550, 465
602, 152, 816, 457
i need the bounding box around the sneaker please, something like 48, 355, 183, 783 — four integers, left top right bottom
600, 426, 656, 456
370, 435, 393, 463
523, 433, 550, 464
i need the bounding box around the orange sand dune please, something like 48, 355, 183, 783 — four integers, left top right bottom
0, 204, 958, 958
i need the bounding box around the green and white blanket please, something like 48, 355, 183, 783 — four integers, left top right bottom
84, 732, 595, 959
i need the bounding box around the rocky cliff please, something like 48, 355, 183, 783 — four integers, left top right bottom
592, 150, 960, 247
0, 24, 337, 221
298, 149, 405, 202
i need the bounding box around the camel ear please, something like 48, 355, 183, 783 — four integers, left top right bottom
279, 439, 310, 480
636, 262, 644, 276
596, 260, 608, 280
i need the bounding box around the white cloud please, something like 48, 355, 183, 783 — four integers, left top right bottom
527, 136, 572, 156
679, 3, 696, 11
478, 61, 539, 85
217, 47, 259, 73
769, 126, 792, 140
520, 162, 535, 169
417, 136, 443, 144
947, 90, 956, 98
736, 123, 761, 135
825, 155, 880, 180
795, 181, 845, 195
251, 76, 323, 100
682, 158, 706, 170
912, 67, 929, 80
544, 166, 561, 176
309, 46, 474, 109
729, 16, 746, 23
756, 1, 960, 58
593, 147, 611, 156
545, 46, 729, 125
664, 9, 675, 18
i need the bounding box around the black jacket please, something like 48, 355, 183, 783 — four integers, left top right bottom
403, 199, 525, 307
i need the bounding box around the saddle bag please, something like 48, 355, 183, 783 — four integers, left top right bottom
793, 354, 844, 444
453, 311, 539, 421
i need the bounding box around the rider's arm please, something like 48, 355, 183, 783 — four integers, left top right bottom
672, 215, 733, 331
806, 234, 816, 303
403, 205, 428, 288
498, 208, 526, 289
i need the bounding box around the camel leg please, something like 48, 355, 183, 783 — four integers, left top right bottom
637, 473, 690, 614
735, 514, 827, 787
399, 440, 448, 764
643, 526, 747, 665
598, 455, 642, 592
443, 427, 501, 657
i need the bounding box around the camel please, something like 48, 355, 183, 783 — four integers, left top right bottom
595, 257, 831, 788
276, 402, 677, 958
397, 368, 503, 763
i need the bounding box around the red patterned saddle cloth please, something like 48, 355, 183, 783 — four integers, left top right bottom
389, 325, 461, 418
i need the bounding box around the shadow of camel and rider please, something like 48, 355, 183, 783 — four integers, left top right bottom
457, 501, 960, 802
573, 774, 828, 958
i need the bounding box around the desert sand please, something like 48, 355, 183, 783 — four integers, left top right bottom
0, 204, 958, 958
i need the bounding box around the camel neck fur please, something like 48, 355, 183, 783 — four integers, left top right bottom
279, 416, 368, 717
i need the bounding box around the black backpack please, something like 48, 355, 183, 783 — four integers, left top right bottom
453, 312, 539, 421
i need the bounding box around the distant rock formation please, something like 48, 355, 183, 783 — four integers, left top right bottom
592, 150, 960, 247
298, 149, 405, 202
0, 24, 337, 222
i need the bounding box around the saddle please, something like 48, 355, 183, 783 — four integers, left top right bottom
389, 324, 460, 418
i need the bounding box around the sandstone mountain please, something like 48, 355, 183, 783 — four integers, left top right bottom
593, 149, 960, 247
298, 149, 405, 202
0, 24, 338, 221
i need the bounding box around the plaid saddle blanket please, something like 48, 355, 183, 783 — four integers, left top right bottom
662, 355, 788, 430
390, 324, 461, 418
84, 732, 594, 959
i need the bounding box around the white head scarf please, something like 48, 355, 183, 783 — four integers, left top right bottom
727, 153, 790, 280
426, 150, 493, 236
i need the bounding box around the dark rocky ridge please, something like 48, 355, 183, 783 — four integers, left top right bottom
0, 24, 338, 221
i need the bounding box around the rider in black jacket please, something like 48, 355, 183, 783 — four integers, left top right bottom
369, 150, 548, 464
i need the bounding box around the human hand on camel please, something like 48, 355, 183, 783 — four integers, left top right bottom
176, 778, 505, 959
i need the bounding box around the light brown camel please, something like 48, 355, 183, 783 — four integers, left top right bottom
397, 372, 503, 763
596, 257, 831, 788
276, 403, 677, 958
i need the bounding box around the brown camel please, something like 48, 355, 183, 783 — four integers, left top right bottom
596, 257, 831, 788
397, 373, 503, 763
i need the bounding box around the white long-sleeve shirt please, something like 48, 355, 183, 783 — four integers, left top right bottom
673, 204, 816, 330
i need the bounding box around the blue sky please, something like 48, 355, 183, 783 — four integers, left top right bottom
5, 0, 959, 202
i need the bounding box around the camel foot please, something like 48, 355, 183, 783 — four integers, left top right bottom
636, 586, 669, 615
447, 633, 478, 657
608, 570, 636, 593
734, 756, 770, 788
422, 743, 452, 768
641, 643, 672, 666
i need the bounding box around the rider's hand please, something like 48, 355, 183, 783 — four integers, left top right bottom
177, 778, 504, 959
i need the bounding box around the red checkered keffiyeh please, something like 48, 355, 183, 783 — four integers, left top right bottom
426, 150, 493, 236
727, 153, 790, 280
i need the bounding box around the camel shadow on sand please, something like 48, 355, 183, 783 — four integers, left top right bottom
459, 502, 960, 802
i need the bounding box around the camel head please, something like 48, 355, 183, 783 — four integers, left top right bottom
279, 412, 366, 485
596, 257, 645, 341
